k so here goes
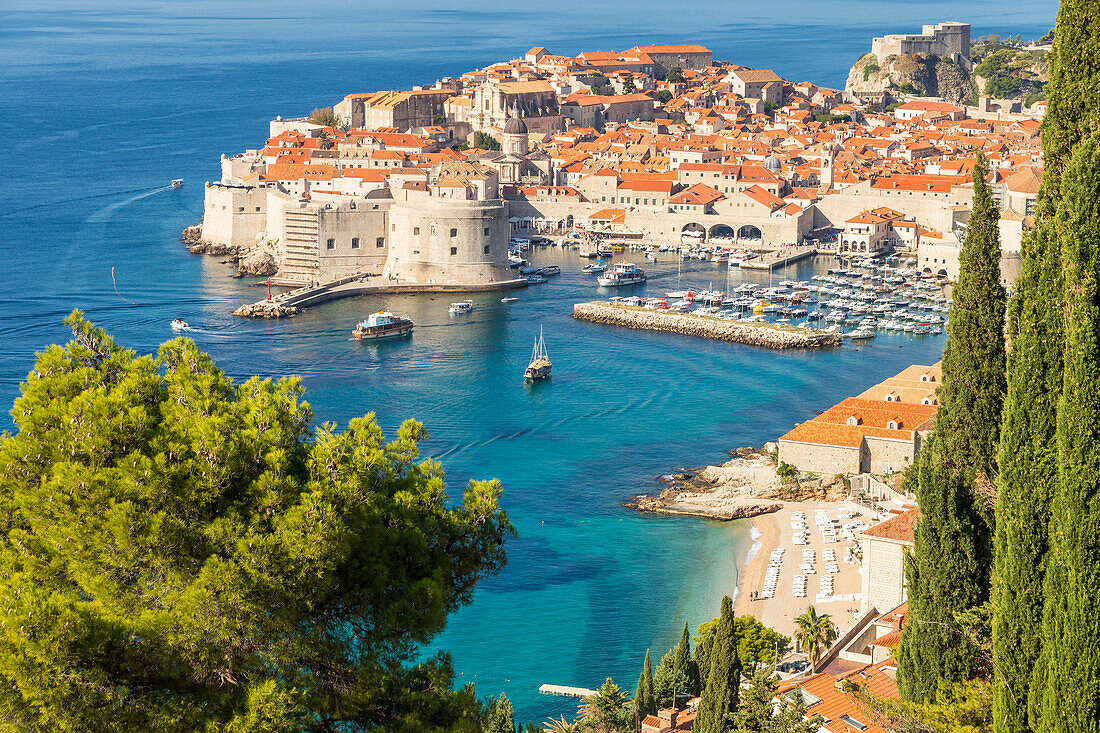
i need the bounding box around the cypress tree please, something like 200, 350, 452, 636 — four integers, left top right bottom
635, 649, 656, 719
899, 152, 1006, 702
1034, 135, 1100, 733
671, 621, 700, 696
993, 2, 1100, 728
693, 596, 741, 733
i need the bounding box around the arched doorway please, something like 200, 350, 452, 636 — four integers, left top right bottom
681, 222, 706, 243
738, 225, 762, 241
709, 224, 736, 242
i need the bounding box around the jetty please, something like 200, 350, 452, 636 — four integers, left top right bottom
539, 684, 598, 698
573, 302, 842, 349
233, 274, 527, 318
740, 244, 818, 270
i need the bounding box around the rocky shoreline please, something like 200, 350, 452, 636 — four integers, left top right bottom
573, 302, 842, 349
626, 447, 850, 521
232, 301, 299, 319
180, 224, 279, 277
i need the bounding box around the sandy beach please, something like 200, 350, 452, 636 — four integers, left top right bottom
734, 501, 869, 637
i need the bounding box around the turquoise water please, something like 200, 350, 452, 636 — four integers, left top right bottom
1, 1, 1055, 722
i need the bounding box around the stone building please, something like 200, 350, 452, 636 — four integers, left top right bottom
475, 115, 555, 185
859, 510, 919, 614
470, 80, 564, 134
870, 22, 971, 64
335, 89, 451, 130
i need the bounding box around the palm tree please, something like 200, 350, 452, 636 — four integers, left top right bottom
794, 605, 838, 671
542, 715, 580, 733
317, 129, 333, 151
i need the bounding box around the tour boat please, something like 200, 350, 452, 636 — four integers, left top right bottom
171, 179, 184, 188
448, 300, 473, 314
501, 297, 519, 303
524, 326, 552, 381
170, 318, 189, 331
597, 262, 647, 287
353, 311, 413, 340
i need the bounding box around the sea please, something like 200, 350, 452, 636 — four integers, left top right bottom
0, 0, 1057, 724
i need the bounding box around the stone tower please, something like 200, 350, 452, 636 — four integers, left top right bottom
821, 141, 838, 189
502, 104, 529, 156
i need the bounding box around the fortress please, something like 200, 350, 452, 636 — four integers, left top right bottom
870, 22, 971, 64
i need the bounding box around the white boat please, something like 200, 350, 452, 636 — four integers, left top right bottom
448, 300, 473, 314
597, 262, 647, 287
170, 318, 189, 331
527, 273, 548, 284
539, 265, 561, 276
582, 261, 607, 273
353, 311, 413, 340
501, 297, 519, 303
171, 179, 184, 188
525, 326, 552, 381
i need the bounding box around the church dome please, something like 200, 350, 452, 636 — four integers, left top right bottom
762, 154, 781, 171
504, 115, 528, 135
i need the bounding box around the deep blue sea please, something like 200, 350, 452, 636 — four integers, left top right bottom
1, 0, 1056, 723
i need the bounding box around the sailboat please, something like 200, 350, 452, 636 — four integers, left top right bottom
524, 326, 552, 381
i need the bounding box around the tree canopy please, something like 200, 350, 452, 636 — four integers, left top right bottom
0, 312, 513, 732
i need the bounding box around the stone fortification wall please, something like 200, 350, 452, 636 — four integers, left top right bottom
317, 207, 390, 278
863, 435, 917, 474
871, 22, 970, 62
384, 198, 516, 287
778, 440, 863, 475
572, 302, 842, 349
201, 184, 268, 247
813, 182, 973, 234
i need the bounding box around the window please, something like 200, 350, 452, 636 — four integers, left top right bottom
484, 227, 491, 236
450, 228, 458, 237
846, 415, 861, 426
376, 237, 385, 248
431, 224, 437, 235
255, 206, 261, 212
392, 224, 396, 232
351, 238, 360, 249
484, 245, 490, 254
450, 247, 458, 255
413, 227, 420, 235
326, 238, 335, 250
887, 420, 900, 430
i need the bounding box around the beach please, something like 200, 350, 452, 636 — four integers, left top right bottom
734, 501, 869, 637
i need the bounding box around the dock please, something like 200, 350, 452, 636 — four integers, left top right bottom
740, 244, 818, 271
233, 273, 527, 318
539, 684, 597, 698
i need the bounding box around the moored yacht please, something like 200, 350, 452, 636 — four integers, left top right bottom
597, 262, 647, 286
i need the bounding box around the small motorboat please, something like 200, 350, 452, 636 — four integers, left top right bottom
501, 297, 519, 303
448, 300, 473, 314
527, 273, 548, 284
170, 318, 189, 331
171, 179, 184, 188
582, 261, 607, 273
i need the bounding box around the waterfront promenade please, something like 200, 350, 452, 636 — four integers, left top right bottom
739, 244, 819, 271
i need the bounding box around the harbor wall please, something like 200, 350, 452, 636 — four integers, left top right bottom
201, 183, 267, 247
572, 302, 843, 349
778, 440, 864, 475
317, 206, 390, 278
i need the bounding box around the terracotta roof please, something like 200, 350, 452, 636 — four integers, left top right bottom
861, 507, 920, 544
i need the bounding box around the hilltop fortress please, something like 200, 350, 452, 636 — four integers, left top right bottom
197, 33, 1039, 291
870, 22, 971, 65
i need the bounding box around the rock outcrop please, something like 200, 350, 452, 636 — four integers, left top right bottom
573, 302, 842, 349
232, 301, 299, 319
845, 52, 976, 105
235, 237, 280, 277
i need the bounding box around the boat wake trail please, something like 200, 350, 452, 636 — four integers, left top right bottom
87, 186, 171, 223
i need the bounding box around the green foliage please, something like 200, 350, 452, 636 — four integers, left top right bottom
851, 677, 993, 733
542, 715, 581, 733
473, 131, 501, 151
731, 667, 820, 733
308, 106, 339, 126
813, 113, 852, 124
634, 650, 656, 719
900, 154, 1005, 703
657, 89, 673, 104
1034, 135, 1100, 733
776, 461, 796, 477
484, 693, 516, 733
762, 100, 779, 114
579, 678, 632, 732
696, 615, 788, 679
693, 596, 741, 733
433, 112, 447, 125
664, 67, 684, 83
0, 312, 512, 732
863, 60, 881, 80
622, 75, 637, 94
652, 622, 698, 707
793, 606, 838, 671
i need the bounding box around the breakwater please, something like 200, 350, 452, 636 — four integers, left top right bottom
572, 302, 842, 349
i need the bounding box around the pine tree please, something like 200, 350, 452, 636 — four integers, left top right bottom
484, 693, 516, 733
899, 152, 1007, 702
1033, 135, 1100, 733
993, 2, 1100, 728
635, 649, 656, 719
693, 596, 741, 733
